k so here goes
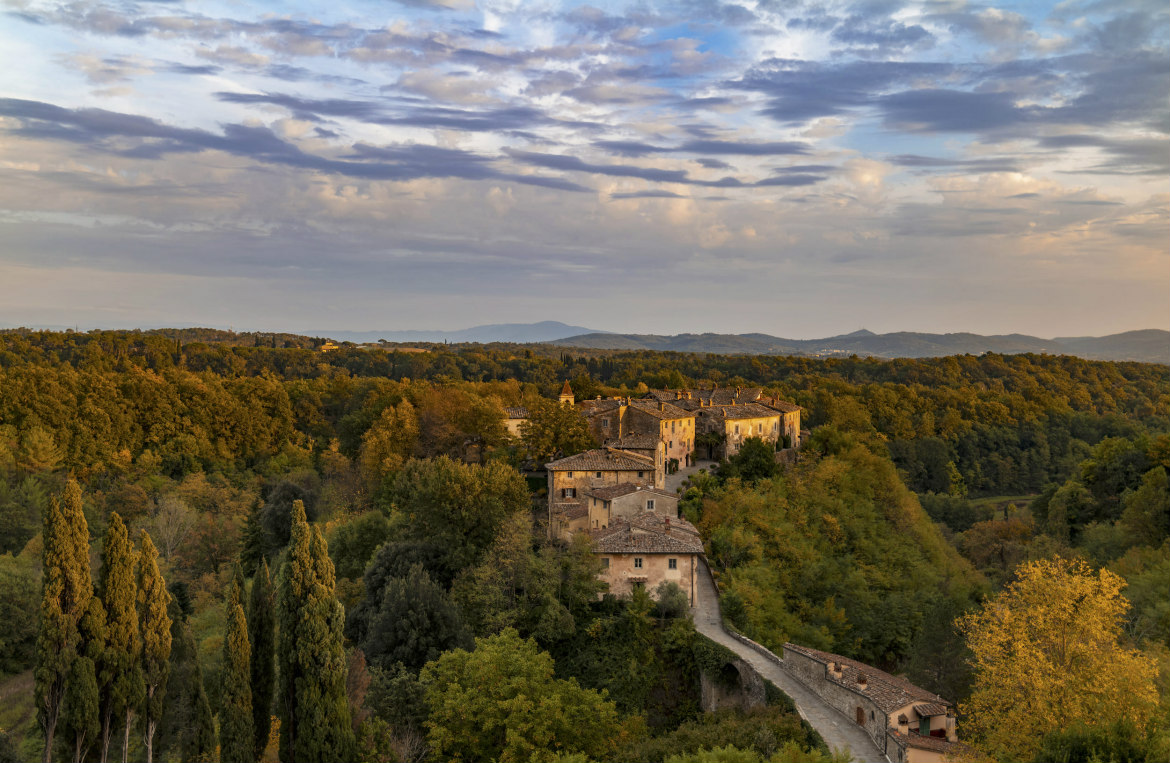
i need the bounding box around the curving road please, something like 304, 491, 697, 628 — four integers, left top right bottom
691, 559, 886, 763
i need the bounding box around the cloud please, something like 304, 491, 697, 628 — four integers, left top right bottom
609, 190, 686, 199
0, 97, 591, 191
891, 154, 1023, 173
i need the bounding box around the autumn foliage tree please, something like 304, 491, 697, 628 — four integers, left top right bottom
959, 556, 1160, 761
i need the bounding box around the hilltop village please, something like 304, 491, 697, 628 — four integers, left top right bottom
512, 383, 963, 763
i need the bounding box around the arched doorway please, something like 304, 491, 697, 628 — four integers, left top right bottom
855, 706, 865, 725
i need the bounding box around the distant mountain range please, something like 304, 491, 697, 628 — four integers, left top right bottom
322, 321, 607, 345
549, 329, 1170, 364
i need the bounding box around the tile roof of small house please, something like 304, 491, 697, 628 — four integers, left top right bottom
603, 434, 658, 450
914, 703, 948, 717
763, 399, 801, 413
580, 398, 623, 414
587, 483, 677, 502
782, 643, 950, 714
627, 399, 692, 420
590, 512, 704, 554
888, 729, 968, 755
551, 500, 587, 520
699, 403, 782, 421
546, 448, 654, 472
504, 406, 529, 419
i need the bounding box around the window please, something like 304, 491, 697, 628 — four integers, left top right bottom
646, 499, 655, 510
561, 488, 576, 498
668, 558, 677, 569
602, 418, 610, 429
634, 557, 643, 568
638, 471, 644, 478
567, 471, 573, 478
669, 441, 673, 448
735, 424, 740, 434
595, 471, 602, 478
600, 557, 609, 568
671, 421, 676, 432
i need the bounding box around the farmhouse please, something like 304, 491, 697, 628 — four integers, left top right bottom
591, 511, 704, 605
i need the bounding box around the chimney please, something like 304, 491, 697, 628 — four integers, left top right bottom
664, 517, 670, 533
897, 714, 909, 733
857, 673, 868, 689
659, 401, 664, 411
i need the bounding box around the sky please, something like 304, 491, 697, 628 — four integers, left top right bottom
0, 0, 1166, 338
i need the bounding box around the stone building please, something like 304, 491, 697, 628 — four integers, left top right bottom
503, 406, 528, 439
585, 483, 678, 530
625, 399, 696, 467
693, 403, 785, 459
781, 643, 963, 763
591, 511, 704, 605
545, 448, 661, 538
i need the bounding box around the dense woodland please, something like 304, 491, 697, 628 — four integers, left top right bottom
0, 329, 1168, 762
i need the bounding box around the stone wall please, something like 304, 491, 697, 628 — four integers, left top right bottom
598, 551, 698, 604
700, 658, 767, 714
781, 648, 889, 754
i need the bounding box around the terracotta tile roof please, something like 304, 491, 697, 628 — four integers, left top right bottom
591, 512, 704, 554
627, 399, 692, 420
551, 500, 587, 520
505, 406, 529, 419
699, 403, 781, 421
560, 380, 573, 396
580, 399, 623, 414
587, 483, 677, 502
914, 703, 947, 717
782, 643, 950, 714
888, 729, 968, 755
603, 434, 658, 450
546, 448, 654, 472
763, 400, 801, 413
587, 483, 640, 500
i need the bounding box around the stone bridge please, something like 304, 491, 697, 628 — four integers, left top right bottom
691, 559, 886, 763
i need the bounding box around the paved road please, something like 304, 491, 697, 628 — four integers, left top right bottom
665, 459, 717, 494
691, 560, 886, 763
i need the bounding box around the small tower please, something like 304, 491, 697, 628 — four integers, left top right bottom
559, 380, 575, 407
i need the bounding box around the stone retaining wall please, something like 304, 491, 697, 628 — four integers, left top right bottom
781, 647, 889, 755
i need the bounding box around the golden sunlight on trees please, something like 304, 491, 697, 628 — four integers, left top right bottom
959, 556, 1159, 761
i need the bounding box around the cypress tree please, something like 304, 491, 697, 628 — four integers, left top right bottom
97, 512, 142, 763
277, 501, 354, 763
159, 612, 215, 763
58, 596, 106, 763
221, 603, 255, 763
247, 557, 275, 762
35, 478, 93, 763
137, 531, 172, 763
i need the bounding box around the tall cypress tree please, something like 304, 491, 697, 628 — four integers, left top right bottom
36, 479, 93, 763
220, 603, 254, 763
97, 512, 142, 763
137, 531, 172, 763
58, 597, 106, 763
159, 611, 215, 763
247, 557, 275, 762
277, 500, 354, 763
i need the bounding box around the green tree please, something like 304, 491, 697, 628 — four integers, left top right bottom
158, 614, 215, 763
1120, 467, 1170, 547
97, 513, 142, 763
220, 603, 255, 763
959, 556, 1160, 761
248, 557, 275, 762
420, 628, 624, 763
361, 563, 470, 672
137, 531, 172, 763
60, 655, 100, 763
276, 500, 354, 762
519, 397, 595, 465
0, 547, 39, 673
718, 437, 779, 484
36, 479, 93, 763
386, 457, 530, 576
